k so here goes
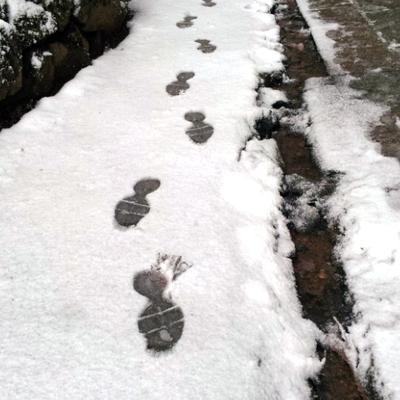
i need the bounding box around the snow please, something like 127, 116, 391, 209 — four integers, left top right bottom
304, 78, 400, 399
7, 0, 56, 32
30, 50, 51, 70
258, 86, 287, 108
0, 0, 321, 399
283, 173, 324, 232
296, 0, 343, 76
292, 0, 400, 396
30, 51, 44, 69
388, 40, 400, 53
0, 19, 12, 35
0, 0, 57, 47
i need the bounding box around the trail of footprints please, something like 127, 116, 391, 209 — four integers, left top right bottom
114, 1, 218, 352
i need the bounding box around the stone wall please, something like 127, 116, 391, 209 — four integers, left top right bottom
0, 0, 130, 113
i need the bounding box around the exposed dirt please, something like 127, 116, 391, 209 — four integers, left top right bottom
311, 349, 369, 400
291, 228, 353, 328
260, 0, 380, 398
275, 132, 320, 181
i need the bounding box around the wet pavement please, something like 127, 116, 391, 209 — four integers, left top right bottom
299, 0, 400, 159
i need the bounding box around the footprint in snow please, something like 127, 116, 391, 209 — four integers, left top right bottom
176, 15, 197, 29
114, 178, 160, 228
134, 254, 192, 352
195, 39, 217, 54
202, 0, 217, 6
166, 72, 195, 96
184, 111, 214, 144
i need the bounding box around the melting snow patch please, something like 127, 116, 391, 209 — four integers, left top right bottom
304, 77, 400, 399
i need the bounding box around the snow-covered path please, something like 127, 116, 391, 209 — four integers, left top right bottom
0, 1, 320, 398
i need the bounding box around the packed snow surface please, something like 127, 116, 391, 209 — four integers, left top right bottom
0, 0, 320, 399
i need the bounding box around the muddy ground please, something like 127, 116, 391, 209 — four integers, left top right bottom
261, 0, 384, 398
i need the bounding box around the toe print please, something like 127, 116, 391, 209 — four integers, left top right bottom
202, 0, 216, 6
166, 72, 195, 96
176, 15, 197, 29
195, 39, 217, 54
114, 178, 160, 228
134, 254, 192, 352
184, 112, 214, 144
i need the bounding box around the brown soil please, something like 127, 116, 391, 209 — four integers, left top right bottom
275, 132, 321, 181
312, 350, 369, 400
264, 0, 379, 398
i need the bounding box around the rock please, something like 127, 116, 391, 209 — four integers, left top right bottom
76, 0, 129, 32
272, 100, 291, 109
48, 25, 91, 85
24, 50, 55, 98
22, 24, 91, 99
64, 23, 90, 53
84, 30, 106, 59
254, 113, 280, 139
48, 42, 69, 67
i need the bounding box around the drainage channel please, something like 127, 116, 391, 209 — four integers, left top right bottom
257, 1, 382, 399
